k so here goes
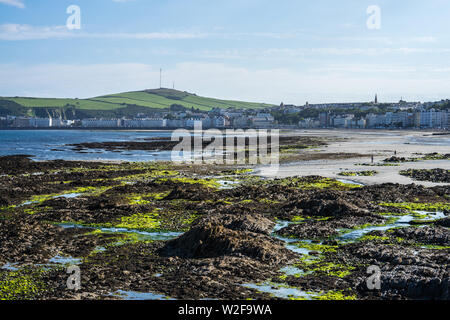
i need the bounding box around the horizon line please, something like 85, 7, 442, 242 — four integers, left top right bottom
1, 87, 449, 107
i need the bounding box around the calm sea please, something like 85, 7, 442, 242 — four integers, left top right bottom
0, 130, 448, 162
0, 130, 175, 162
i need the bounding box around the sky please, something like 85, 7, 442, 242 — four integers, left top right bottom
0, 0, 450, 105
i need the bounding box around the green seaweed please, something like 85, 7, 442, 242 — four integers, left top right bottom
338, 170, 378, 177
157, 177, 220, 189
0, 269, 48, 300
294, 241, 338, 253
298, 256, 355, 278
115, 210, 161, 230
311, 290, 357, 300
379, 202, 450, 212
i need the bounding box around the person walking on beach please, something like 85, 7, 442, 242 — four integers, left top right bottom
371, 155, 374, 163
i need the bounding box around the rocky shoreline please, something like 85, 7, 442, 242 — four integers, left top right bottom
400, 168, 450, 183
0, 155, 448, 300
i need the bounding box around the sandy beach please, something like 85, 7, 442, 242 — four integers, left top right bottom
257, 130, 450, 187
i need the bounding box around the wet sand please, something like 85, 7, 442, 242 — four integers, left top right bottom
258, 130, 450, 187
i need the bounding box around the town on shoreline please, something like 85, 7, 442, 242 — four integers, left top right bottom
1, 96, 449, 131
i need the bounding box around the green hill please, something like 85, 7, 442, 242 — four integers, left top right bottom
0, 89, 274, 119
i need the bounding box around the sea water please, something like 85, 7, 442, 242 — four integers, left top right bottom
0, 130, 174, 162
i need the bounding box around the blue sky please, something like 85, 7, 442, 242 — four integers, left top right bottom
0, 0, 449, 104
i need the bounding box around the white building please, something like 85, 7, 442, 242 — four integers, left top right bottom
332, 115, 353, 128
185, 117, 212, 128
256, 113, 274, 121
250, 116, 275, 128
390, 112, 414, 128
81, 119, 121, 128
365, 114, 386, 128
416, 108, 449, 128
166, 119, 185, 128
224, 112, 244, 118
29, 118, 51, 128
233, 117, 250, 128
50, 118, 65, 127
298, 119, 320, 129
350, 118, 366, 129
122, 118, 166, 128
211, 116, 227, 128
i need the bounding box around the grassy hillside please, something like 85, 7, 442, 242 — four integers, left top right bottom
0, 89, 274, 118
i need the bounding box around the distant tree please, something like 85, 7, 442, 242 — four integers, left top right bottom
164, 113, 175, 120
170, 104, 186, 112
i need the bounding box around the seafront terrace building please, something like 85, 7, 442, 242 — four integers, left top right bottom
415, 108, 449, 129
10, 117, 67, 128
81, 118, 121, 128
122, 118, 166, 128
298, 118, 320, 129
250, 114, 275, 128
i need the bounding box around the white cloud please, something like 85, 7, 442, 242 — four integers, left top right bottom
0, 0, 25, 8
260, 47, 450, 57
0, 24, 310, 42
0, 23, 303, 42
194, 47, 450, 63
0, 23, 442, 52
0, 24, 70, 41
0, 24, 206, 41
331, 36, 438, 46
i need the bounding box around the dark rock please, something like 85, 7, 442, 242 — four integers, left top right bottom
400, 168, 450, 183
161, 215, 296, 265
194, 213, 275, 235
435, 217, 450, 228
391, 226, 450, 246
